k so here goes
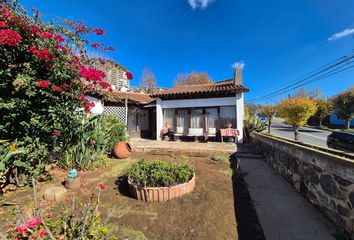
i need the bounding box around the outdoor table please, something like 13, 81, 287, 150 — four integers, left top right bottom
220, 128, 239, 142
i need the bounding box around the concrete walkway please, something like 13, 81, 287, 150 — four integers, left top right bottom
240, 156, 337, 240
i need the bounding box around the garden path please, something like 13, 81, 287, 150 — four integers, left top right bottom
239, 153, 337, 240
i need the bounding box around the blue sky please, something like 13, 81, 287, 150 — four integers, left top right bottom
21, 0, 354, 104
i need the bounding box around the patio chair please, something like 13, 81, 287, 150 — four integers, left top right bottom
207, 128, 216, 141
187, 128, 204, 141
174, 127, 184, 140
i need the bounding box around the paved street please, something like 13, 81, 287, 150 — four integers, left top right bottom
269, 118, 331, 148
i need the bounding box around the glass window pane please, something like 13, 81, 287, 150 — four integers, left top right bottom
163, 109, 174, 128
220, 106, 236, 128
191, 109, 203, 128
177, 109, 188, 134
206, 108, 218, 129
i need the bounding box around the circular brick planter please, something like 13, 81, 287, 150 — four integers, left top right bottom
128, 173, 195, 202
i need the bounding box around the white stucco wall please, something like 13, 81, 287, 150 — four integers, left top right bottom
156, 98, 163, 140
86, 96, 104, 114
235, 93, 244, 143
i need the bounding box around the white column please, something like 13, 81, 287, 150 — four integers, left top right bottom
236, 93, 244, 143
156, 98, 163, 141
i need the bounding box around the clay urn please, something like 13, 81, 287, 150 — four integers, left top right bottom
113, 141, 132, 159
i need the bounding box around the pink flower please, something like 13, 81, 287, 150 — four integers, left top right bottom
37, 228, 47, 238
0, 21, 6, 28
97, 81, 111, 89
60, 45, 67, 53
36, 80, 50, 88
93, 28, 104, 36
26, 218, 42, 228
29, 46, 54, 61
54, 43, 60, 49
30, 25, 41, 36
54, 34, 65, 42
91, 42, 100, 48
41, 31, 53, 39
79, 67, 106, 82
99, 182, 105, 190
108, 46, 115, 51
16, 225, 27, 235
83, 101, 95, 113
74, 24, 88, 32
51, 85, 62, 92
0, 29, 22, 46
79, 94, 87, 102
126, 71, 133, 80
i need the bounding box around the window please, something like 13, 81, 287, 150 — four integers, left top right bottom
163, 109, 174, 128
220, 106, 236, 128
176, 109, 188, 134
206, 108, 218, 129
191, 109, 203, 128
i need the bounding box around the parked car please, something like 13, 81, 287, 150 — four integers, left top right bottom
257, 115, 268, 125
326, 131, 354, 152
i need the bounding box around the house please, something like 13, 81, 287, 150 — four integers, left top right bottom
151, 68, 249, 143
329, 112, 354, 127
90, 68, 249, 143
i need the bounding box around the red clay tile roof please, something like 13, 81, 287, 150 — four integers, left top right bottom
151, 80, 249, 99
103, 91, 155, 104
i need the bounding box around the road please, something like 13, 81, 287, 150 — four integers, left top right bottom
269, 118, 331, 148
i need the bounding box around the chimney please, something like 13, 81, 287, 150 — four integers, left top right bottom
233, 68, 243, 85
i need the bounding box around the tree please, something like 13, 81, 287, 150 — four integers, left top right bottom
314, 99, 333, 127
0, 1, 114, 188
277, 97, 317, 140
174, 71, 213, 86
244, 103, 257, 121
294, 87, 309, 98
140, 67, 157, 93
332, 87, 354, 129
259, 105, 276, 134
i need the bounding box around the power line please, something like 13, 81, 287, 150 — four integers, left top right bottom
248, 51, 354, 102
251, 61, 354, 102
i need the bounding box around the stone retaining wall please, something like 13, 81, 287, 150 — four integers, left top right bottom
251, 133, 354, 238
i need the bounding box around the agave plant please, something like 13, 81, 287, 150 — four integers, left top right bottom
249, 118, 266, 133
0, 140, 25, 191
60, 115, 127, 170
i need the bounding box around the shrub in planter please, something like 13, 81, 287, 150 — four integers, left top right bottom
127, 160, 194, 188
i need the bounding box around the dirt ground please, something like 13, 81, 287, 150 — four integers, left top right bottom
0, 152, 264, 240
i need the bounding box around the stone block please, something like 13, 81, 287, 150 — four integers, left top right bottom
43, 186, 67, 202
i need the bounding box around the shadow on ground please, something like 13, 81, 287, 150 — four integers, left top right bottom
230, 152, 266, 240
115, 175, 131, 197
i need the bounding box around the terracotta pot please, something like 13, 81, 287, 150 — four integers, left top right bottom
113, 141, 132, 159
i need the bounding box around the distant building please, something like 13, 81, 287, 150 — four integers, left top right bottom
91, 58, 130, 90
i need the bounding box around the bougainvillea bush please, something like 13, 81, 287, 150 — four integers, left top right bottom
0, 1, 118, 189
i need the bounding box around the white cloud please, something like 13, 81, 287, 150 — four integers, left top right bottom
232, 61, 245, 70
328, 28, 354, 41
188, 0, 215, 10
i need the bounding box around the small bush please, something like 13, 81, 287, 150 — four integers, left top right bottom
127, 160, 194, 188
2, 181, 112, 239
211, 155, 229, 164
103, 115, 127, 151
60, 114, 127, 170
